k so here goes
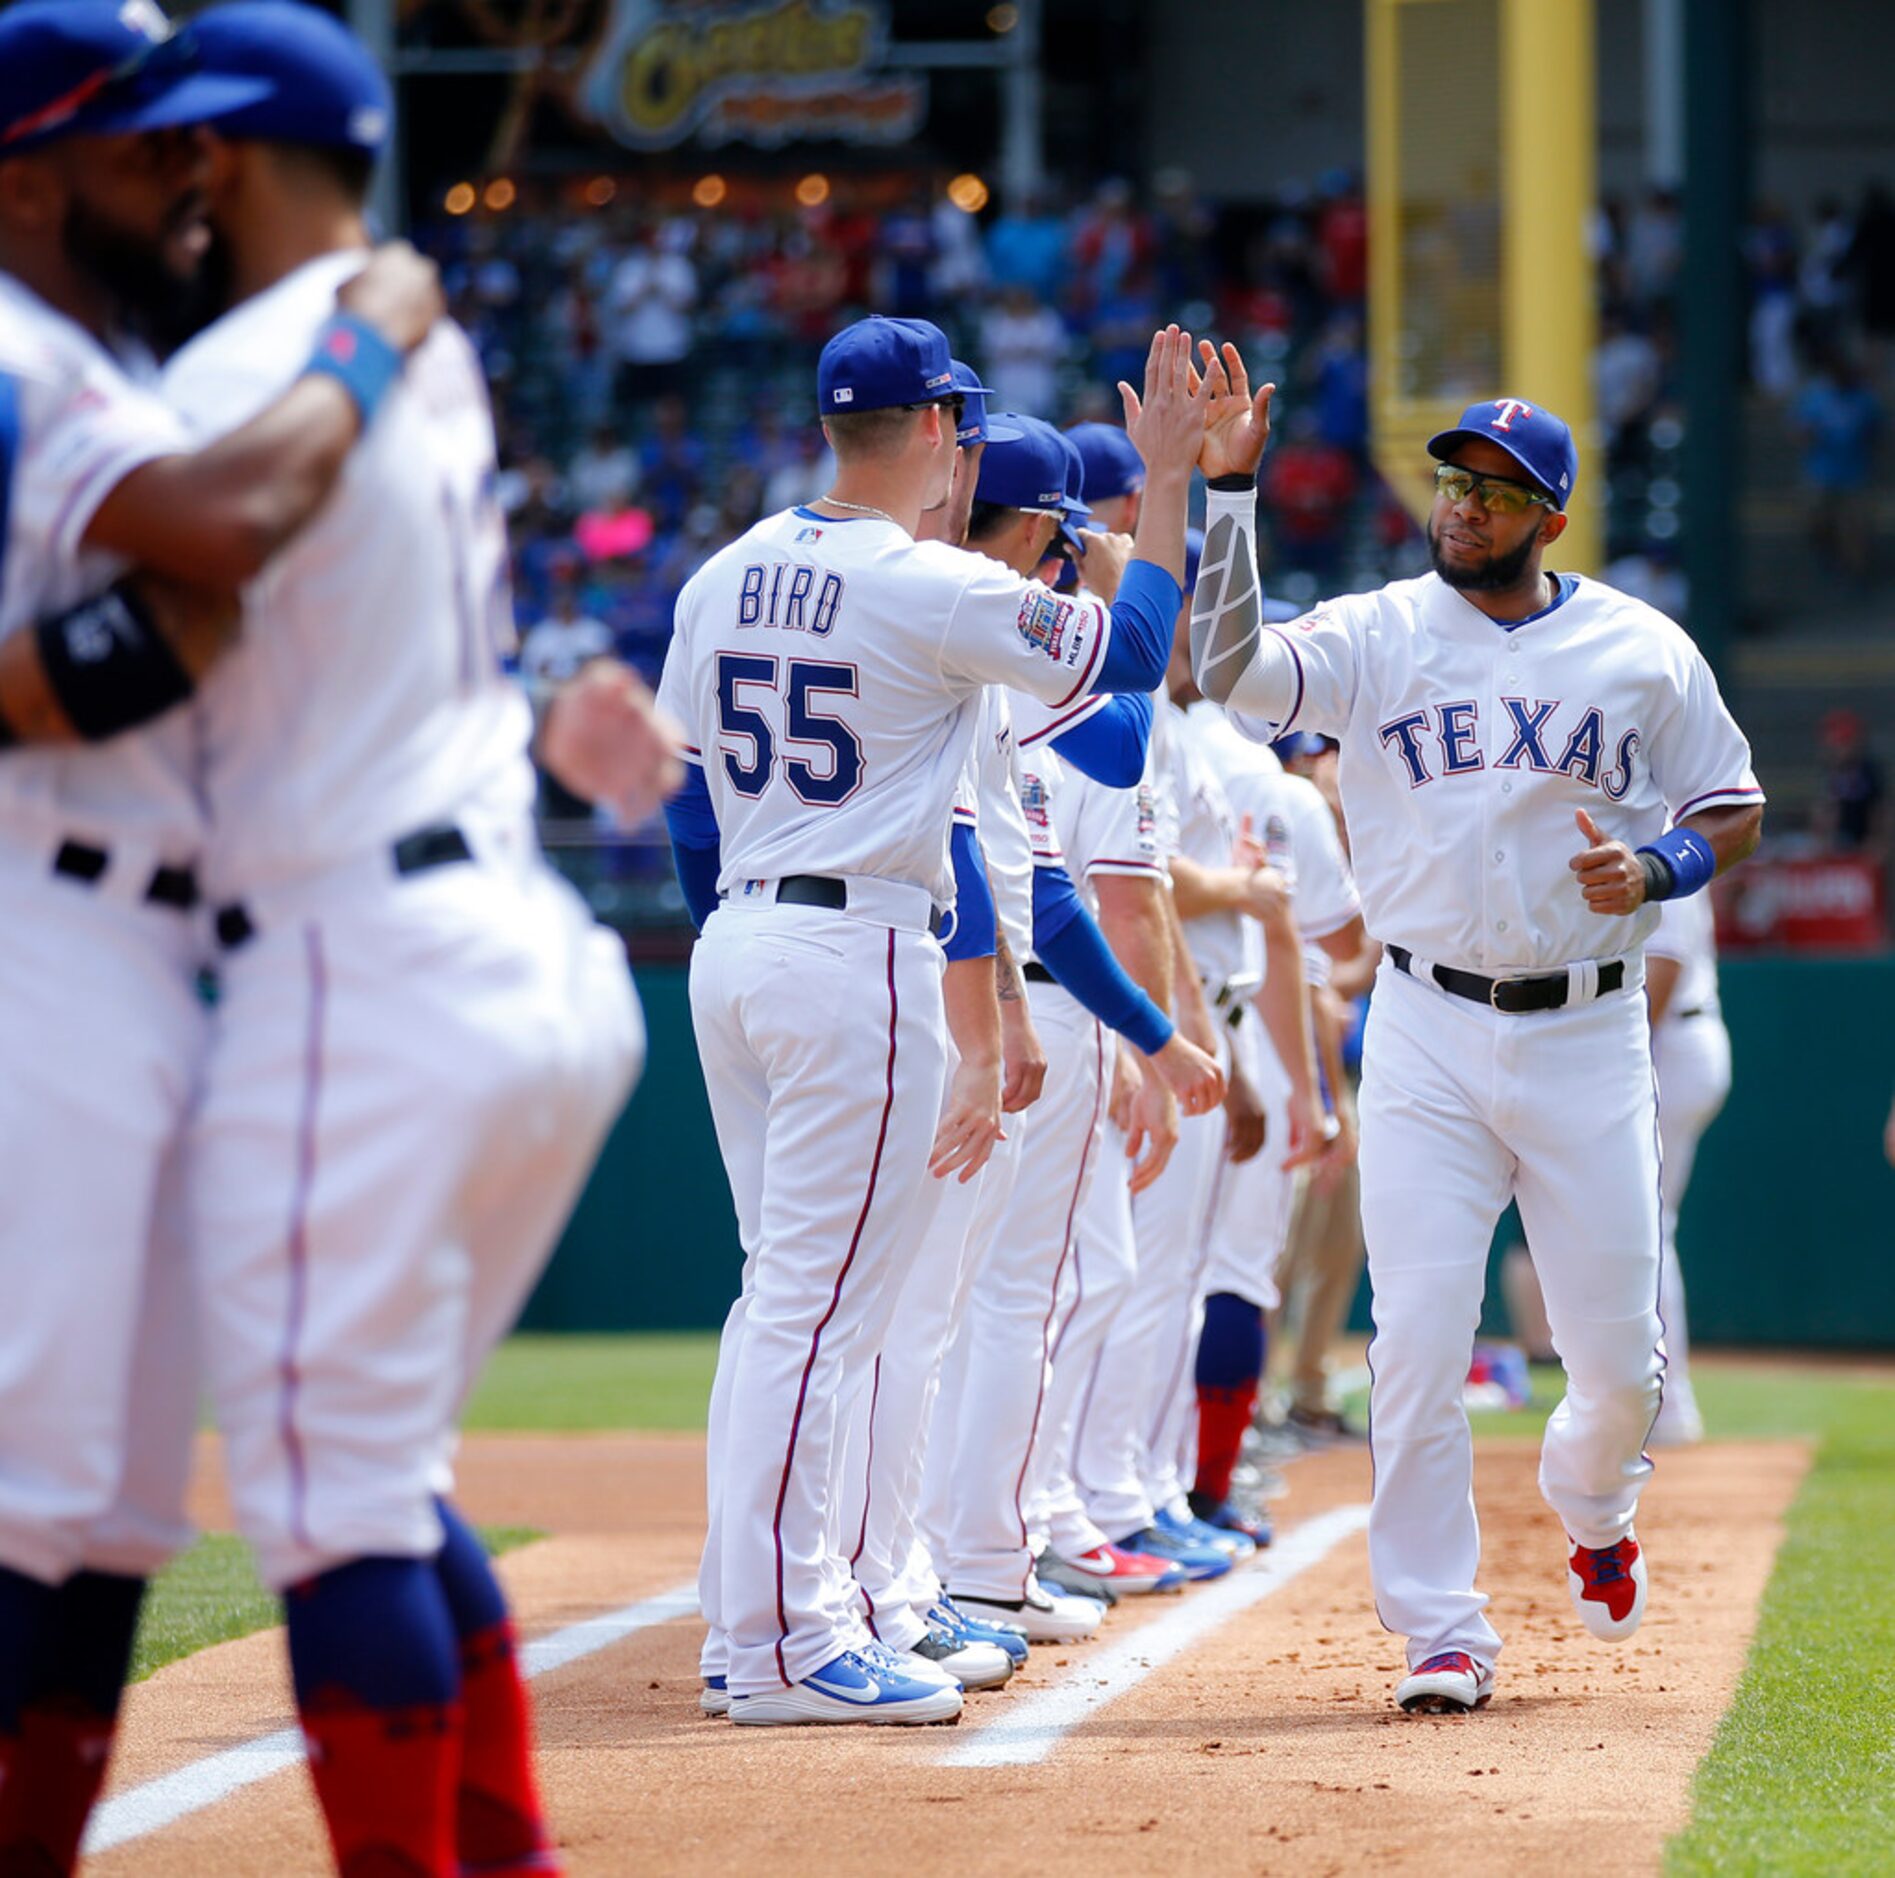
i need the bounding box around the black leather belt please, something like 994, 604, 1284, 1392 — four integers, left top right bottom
216, 823, 474, 950
772, 874, 946, 938
1390, 943, 1625, 1014
53, 838, 198, 910
1023, 960, 1057, 985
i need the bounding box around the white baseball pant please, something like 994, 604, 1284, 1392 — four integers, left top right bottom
691, 898, 947, 1696
1076, 1083, 1226, 1540
1651, 1011, 1731, 1431
1359, 958, 1664, 1670
190, 844, 641, 1592
839, 1129, 1024, 1647
934, 986, 1107, 1604
0, 848, 205, 1588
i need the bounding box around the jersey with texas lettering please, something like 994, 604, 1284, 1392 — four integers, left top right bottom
162, 252, 533, 899
1228, 572, 1761, 974
0, 271, 200, 853
659, 509, 1112, 903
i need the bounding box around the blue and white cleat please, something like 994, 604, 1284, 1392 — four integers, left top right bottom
1116, 1524, 1232, 1582
1156, 1502, 1255, 1560
909, 1625, 1015, 1691
928, 1597, 1029, 1666
699, 1674, 730, 1716
727, 1649, 964, 1727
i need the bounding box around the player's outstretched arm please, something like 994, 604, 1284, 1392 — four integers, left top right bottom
84, 243, 444, 588
931, 955, 1007, 1184
541, 659, 687, 824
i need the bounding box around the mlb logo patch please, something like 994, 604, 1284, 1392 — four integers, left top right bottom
1016, 589, 1071, 661
1135, 783, 1156, 838
796, 526, 824, 544
1265, 813, 1292, 868
832, 388, 854, 404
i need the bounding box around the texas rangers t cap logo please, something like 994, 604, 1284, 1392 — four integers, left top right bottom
1490, 399, 1533, 431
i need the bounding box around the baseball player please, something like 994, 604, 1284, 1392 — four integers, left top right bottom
1066, 420, 1146, 533
1641, 889, 1730, 1445
1191, 346, 1764, 1714
660, 317, 1211, 1725
148, 12, 645, 1870
0, 7, 442, 1865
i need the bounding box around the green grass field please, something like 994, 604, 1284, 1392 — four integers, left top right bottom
139, 1334, 1892, 1872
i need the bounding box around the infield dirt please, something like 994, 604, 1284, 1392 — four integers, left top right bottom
91, 1431, 1806, 1876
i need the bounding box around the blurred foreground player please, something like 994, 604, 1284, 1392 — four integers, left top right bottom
0, 4, 442, 1867
166, 9, 645, 1869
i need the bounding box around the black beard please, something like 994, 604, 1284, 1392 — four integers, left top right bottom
1428, 518, 1538, 592
62, 192, 209, 353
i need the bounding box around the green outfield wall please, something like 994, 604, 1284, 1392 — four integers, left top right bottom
520, 955, 1895, 1349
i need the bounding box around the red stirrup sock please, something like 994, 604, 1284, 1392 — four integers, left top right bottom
298, 1694, 461, 1878
456, 1622, 560, 1874
1194, 1383, 1258, 1505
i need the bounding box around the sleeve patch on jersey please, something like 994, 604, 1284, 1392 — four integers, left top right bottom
1017, 588, 1074, 661
1135, 782, 1157, 839
1019, 771, 1051, 829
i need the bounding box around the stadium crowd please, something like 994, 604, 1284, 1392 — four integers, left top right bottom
411, 172, 1893, 835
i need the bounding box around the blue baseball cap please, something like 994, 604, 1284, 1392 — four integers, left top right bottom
818, 316, 955, 415
974, 413, 1089, 524
0, 1, 275, 154
190, 2, 392, 153
949, 358, 1022, 448
1427, 397, 1578, 509
1054, 430, 1092, 556
1065, 422, 1145, 504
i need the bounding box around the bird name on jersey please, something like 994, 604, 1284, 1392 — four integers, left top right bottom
737, 560, 845, 635
1377, 697, 1641, 797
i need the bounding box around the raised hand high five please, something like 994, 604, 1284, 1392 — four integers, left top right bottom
1119, 325, 1216, 484
1193, 339, 1276, 482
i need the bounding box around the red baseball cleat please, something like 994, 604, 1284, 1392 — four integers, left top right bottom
1567, 1531, 1648, 1641
1397, 1651, 1494, 1714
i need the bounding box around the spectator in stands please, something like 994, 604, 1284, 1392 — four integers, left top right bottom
1626, 186, 1684, 307
1812, 708, 1886, 855
608, 218, 698, 408
985, 187, 1067, 303
980, 283, 1067, 414
1068, 177, 1151, 316
568, 420, 640, 514
638, 393, 707, 536
875, 191, 939, 316
519, 576, 615, 697
763, 426, 834, 514
1595, 308, 1663, 465
1308, 311, 1369, 457
1315, 170, 1367, 308
1791, 349, 1882, 579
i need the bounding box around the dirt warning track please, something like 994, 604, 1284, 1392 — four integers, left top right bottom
89, 1434, 1805, 1876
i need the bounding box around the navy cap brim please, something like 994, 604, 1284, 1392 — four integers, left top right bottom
1425, 426, 1564, 508
85, 71, 276, 137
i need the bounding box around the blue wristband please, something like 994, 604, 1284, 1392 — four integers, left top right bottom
303, 312, 403, 427
1636, 825, 1717, 901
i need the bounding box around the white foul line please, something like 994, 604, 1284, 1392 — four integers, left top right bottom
84, 1580, 701, 1856
941, 1502, 1370, 1768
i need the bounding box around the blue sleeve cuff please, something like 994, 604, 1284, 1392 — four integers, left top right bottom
663, 764, 723, 930
1049, 689, 1154, 786
1096, 558, 1183, 694
1031, 865, 1175, 1053
943, 820, 998, 961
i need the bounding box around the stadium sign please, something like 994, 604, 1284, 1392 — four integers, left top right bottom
578, 0, 927, 152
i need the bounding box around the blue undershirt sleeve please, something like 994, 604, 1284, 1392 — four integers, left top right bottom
663, 763, 723, 930
942, 820, 998, 962
1095, 558, 1183, 694
1030, 865, 1175, 1055
1049, 690, 1154, 786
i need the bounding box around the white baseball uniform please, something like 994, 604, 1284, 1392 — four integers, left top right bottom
1192, 713, 1360, 1314
162, 252, 643, 1591
934, 717, 1166, 1599
1080, 699, 1244, 1536
1206, 482, 1761, 1667
658, 505, 1129, 1696
0, 272, 206, 1588
1645, 890, 1730, 1443
838, 688, 1033, 1650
